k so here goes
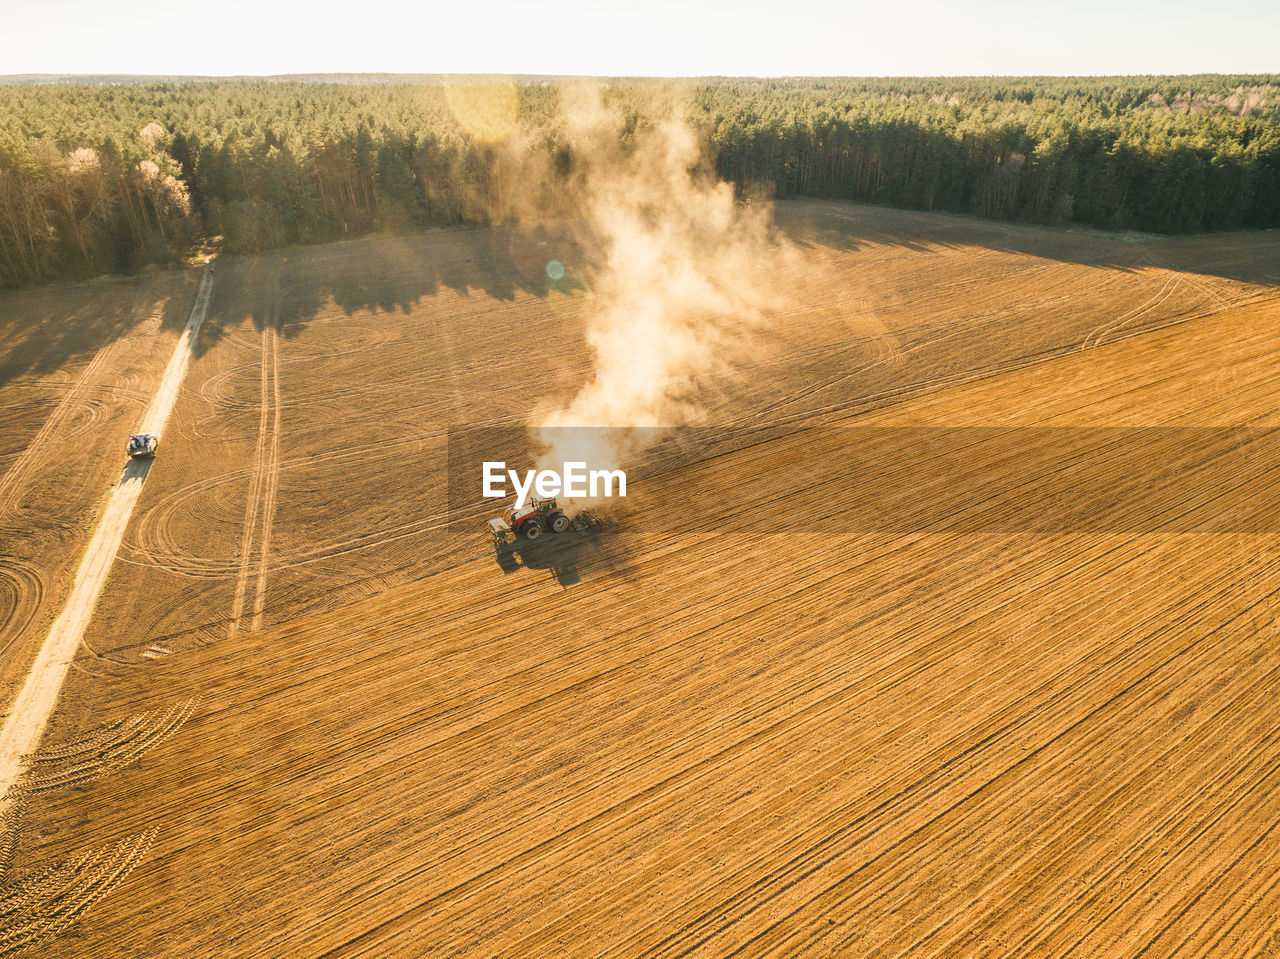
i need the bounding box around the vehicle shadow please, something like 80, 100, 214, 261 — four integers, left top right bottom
495, 534, 586, 587
491, 520, 634, 587
119, 455, 154, 486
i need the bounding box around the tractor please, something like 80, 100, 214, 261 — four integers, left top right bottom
488, 496, 601, 555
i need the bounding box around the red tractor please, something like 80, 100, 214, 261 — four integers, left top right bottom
489, 496, 570, 546
488, 496, 600, 555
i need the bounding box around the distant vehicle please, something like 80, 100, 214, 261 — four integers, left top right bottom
127, 433, 158, 459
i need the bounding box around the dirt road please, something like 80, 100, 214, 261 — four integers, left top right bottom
0, 266, 213, 806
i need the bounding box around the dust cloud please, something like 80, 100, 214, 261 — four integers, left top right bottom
532, 84, 786, 490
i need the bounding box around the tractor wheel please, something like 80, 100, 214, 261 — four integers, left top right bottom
523, 519, 544, 540
548, 512, 571, 534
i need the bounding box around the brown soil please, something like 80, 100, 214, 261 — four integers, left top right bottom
3, 201, 1280, 956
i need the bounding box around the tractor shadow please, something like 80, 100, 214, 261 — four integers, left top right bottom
493, 523, 630, 587
496, 534, 586, 587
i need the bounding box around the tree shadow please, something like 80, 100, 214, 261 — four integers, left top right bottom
0, 270, 198, 393
776, 198, 1280, 285
194, 222, 593, 357
3, 198, 1274, 405
779, 202, 954, 256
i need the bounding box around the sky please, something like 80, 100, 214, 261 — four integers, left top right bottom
3, 0, 1278, 77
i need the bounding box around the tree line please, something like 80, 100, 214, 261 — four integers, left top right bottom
1, 75, 1277, 288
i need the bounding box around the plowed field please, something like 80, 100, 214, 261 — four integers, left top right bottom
3, 200, 1280, 956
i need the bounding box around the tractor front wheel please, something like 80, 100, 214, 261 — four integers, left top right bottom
523, 520, 544, 540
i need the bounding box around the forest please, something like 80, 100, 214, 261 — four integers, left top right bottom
0, 75, 1277, 288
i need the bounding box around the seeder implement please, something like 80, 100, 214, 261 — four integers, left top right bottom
489, 517, 519, 555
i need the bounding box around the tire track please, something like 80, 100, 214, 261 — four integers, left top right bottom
228, 279, 283, 639
16, 698, 200, 795
0, 562, 44, 658
0, 343, 121, 520
0, 827, 158, 956
251, 325, 282, 632
1082, 247, 1187, 351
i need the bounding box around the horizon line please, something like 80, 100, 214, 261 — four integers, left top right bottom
4, 71, 1279, 82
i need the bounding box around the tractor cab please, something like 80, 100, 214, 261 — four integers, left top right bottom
505, 500, 544, 526
500, 497, 571, 542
